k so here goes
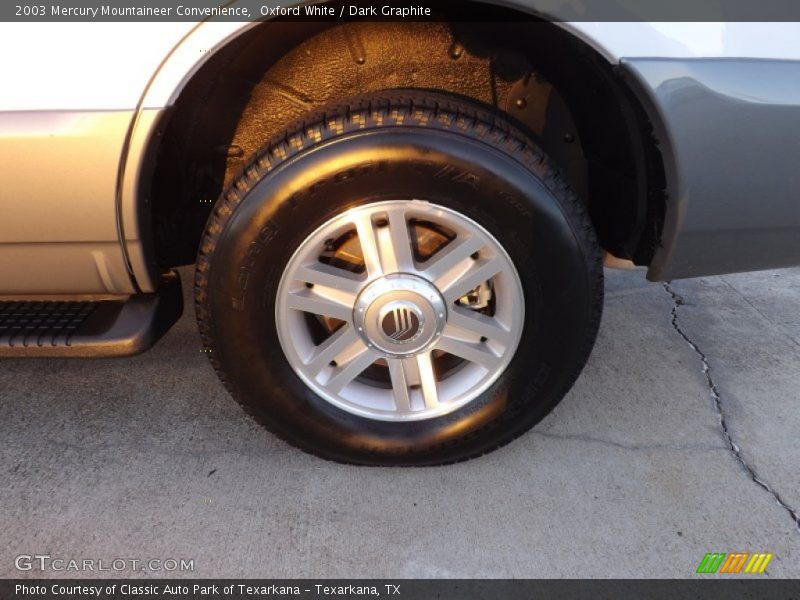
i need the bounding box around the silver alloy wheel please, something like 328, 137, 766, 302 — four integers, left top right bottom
275, 200, 524, 421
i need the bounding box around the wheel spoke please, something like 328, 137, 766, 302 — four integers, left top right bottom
305, 326, 360, 376
294, 262, 363, 296
354, 213, 383, 279
326, 345, 377, 393
355, 208, 415, 277
423, 234, 484, 289
436, 333, 501, 371
286, 289, 353, 321
447, 306, 513, 345
415, 351, 439, 409
387, 358, 413, 413
441, 256, 505, 304
380, 207, 416, 273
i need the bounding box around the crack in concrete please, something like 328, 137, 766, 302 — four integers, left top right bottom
663, 281, 800, 534
533, 431, 725, 452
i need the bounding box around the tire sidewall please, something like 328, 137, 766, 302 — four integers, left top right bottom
205, 127, 597, 464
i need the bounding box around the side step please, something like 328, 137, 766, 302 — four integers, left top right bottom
0, 271, 183, 358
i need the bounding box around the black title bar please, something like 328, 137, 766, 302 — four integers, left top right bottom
3, 579, 800, 600
6, 0, 800, 22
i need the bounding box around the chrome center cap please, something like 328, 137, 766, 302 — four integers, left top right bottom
353, 274, 447, 357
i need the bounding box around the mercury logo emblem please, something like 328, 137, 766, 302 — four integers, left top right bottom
381, 305, 421, 342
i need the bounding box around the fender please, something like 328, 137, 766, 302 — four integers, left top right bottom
119, 9, 800, 290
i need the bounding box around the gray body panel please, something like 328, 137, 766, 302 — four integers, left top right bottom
623, 59, 800, 281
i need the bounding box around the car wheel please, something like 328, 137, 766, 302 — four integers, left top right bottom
195, 90, 603, 465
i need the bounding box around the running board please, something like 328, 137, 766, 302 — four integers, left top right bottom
0, 271, 183, 358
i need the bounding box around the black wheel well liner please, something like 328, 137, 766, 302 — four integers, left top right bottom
146, 14, 666, 269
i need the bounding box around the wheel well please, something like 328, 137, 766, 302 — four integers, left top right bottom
147, 15, 665, 268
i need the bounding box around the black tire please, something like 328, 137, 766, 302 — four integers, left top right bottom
195, 90, 603, 465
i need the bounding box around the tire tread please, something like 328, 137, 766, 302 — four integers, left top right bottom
195, 90, 603, 465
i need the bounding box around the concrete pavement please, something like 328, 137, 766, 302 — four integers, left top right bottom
2, 266, 799, 578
